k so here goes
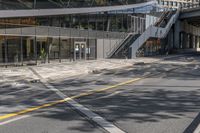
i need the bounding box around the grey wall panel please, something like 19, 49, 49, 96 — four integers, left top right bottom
97, 38, 122, 58
97, 39, 104, 59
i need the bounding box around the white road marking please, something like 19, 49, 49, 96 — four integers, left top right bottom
0, 115, 30, 126
5, 88, 32, 95
194, 124, 200, 133
29, 67, 125, 133
194, 65, 199, 70
89, 91, 122, 101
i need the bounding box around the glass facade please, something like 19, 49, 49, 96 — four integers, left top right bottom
0, 0, 160, 66
0, 10, 149, 64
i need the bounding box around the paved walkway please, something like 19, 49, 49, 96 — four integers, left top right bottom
0, 58, 159, 82
0, 55, 184, 83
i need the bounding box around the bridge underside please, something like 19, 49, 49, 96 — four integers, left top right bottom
176, 9, 200, 52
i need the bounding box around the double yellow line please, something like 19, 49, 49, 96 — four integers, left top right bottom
0, 77, 142, 121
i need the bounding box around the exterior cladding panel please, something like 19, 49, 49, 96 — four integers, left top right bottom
0, 0, 156, 10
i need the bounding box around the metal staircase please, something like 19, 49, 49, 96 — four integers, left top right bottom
108, 33, 140, 59
130, 8, 180, 58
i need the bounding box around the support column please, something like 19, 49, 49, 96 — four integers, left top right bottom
196, 36, 199, 49
4, 36, 8, 67
47, 37, 50, 63
189, 34, 193, 48
186, 33, 190, 48
20, 36, 23, 66
33, 0, 36, 9
34, 36, 37, 64
59, 37, 61, 63
184, 33, 188, 49
59, 16, 61, 63
198, 37, 200, 48
174, 20, 181, 49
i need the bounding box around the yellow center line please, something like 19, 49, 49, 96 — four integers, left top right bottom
0, 77, 142, 121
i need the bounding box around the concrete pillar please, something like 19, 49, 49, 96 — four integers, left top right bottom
190, 34, 193, 48
26, 38, 31, 58
185, 33, 189, 49
197, 36, 200, 48
198, 37, 200, 48
174, 20, 181, 49
193, 35, 196, 48
167, 28, 174, 49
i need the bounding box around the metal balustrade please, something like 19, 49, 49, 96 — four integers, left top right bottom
181, 3, 200, 10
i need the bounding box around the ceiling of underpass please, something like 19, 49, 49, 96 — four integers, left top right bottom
185, 17, 200, 27
180, 6, 200, 27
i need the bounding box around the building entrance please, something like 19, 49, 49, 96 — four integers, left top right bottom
74, 42, 86, 60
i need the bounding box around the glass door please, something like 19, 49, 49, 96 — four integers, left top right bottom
74, 42, 86, 60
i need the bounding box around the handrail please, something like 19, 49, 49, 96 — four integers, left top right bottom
106, 32, 130, 58
154, 11, 168, 26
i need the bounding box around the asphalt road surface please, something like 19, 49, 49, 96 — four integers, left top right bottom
0, 54, 200, 133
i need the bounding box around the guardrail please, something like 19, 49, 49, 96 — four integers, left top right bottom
181, 3, 200, 10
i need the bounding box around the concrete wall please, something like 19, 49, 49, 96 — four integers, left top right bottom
96, 38, 122, 59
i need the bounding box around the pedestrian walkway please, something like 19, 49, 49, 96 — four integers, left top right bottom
0, 55, 183, 82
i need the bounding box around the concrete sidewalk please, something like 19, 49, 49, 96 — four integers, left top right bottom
0, 55, 183, 83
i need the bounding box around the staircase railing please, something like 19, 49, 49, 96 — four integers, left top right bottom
106, 32, 131, 58
130, 8, 180, 58
154, 11, 168, 27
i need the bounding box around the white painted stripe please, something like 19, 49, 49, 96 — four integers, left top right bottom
194, 124, 200, 133
194, 65, 199, 70
0, 115, 30, 126
29, 67, 125, 133
4, 88, 33, 95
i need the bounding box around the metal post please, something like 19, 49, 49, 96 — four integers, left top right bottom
59, 37, 61, 63
121, 10, 124, 31
115, 10, 117, 31
20, 19, 23, 66
87, 13, 90, 60
103, 12, 105, 58
70, 14, 73, 62
47, 37, 50, 63
59, 16, 61, 63
47, 17, 50, 63
34, 21, 37, 64
34, 0, 36, 9
4, 36, 8, 67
